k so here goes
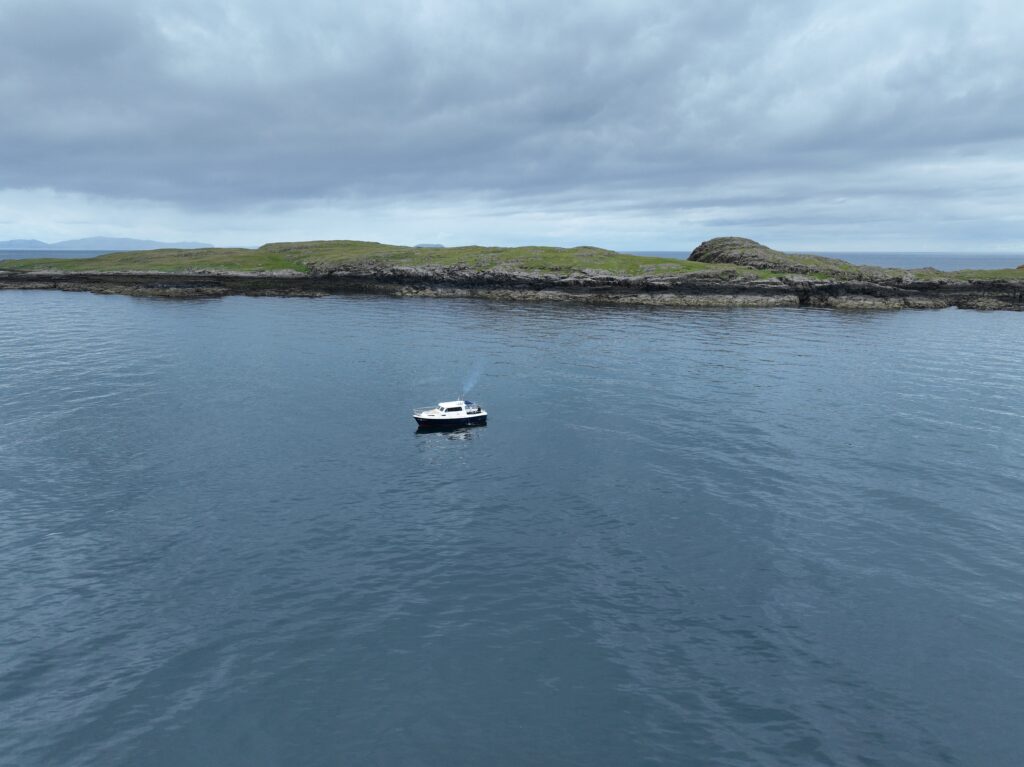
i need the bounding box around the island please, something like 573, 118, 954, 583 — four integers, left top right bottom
1, 237, 1021, 310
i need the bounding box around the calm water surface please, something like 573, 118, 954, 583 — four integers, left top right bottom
1, 291, 1022, 766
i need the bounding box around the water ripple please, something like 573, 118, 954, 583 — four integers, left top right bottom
1, 292, 1022, 766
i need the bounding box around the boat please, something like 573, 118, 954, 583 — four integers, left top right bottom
413, 398, 487, 428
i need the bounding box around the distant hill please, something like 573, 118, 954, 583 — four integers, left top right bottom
0, 237, 212, 251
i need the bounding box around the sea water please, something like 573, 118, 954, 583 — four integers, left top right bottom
1, 291, 1022, 766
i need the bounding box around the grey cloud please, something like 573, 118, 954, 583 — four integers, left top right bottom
1, 0, 1023, 245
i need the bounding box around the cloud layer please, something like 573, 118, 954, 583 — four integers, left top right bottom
2, 0, 1022, 249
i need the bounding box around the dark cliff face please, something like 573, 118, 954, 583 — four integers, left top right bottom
1, 266, 1021, 310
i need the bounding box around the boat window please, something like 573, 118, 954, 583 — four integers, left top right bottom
447, 406, 463, 412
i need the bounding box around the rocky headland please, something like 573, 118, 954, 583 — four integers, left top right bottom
1, 237, 1021, 310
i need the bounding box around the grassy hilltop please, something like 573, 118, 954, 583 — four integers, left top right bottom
0, 241, 728, 277
1, 237, 1022, 281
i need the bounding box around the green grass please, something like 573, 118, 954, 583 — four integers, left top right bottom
784, 253, 864, 272
913, 268, 1024, 281
257, 240, 749, 276
0, 248, 303, 273
2, 239, 1021, 282
0, 241, 751, 277
742, 249, 1023, 282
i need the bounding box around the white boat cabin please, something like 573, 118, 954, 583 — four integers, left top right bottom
437, 400, 481, 414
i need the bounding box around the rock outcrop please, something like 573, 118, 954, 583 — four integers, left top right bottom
690, 237, 890, 279
690, 237, 805, 271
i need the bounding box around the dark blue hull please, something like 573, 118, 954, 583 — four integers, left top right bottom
414, 414, 487, 429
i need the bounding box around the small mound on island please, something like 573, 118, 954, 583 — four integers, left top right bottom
688, 237, 897, 279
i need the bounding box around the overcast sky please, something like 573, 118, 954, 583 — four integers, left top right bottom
1, 0, 1022, 251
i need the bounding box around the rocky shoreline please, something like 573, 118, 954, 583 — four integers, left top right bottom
2, 237, 1022, 310
1, 264, 1022, 310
